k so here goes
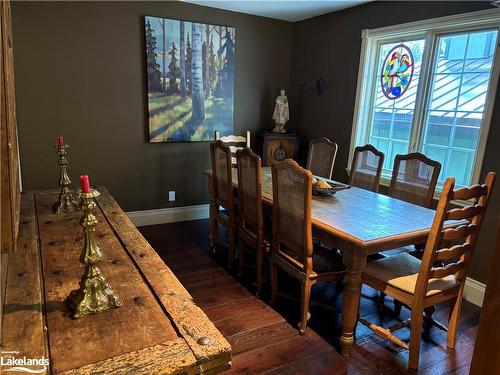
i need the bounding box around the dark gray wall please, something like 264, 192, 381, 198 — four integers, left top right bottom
289, 1, 499, 283
12, 1, 499, 283
11, 1, 292, 211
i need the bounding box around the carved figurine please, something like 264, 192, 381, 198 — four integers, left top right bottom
272, 89, 289, 134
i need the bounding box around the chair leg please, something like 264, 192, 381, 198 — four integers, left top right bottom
409, 307, 423, 371
394, 299, 403, 316
298, 279, 314, 335
210, 215, 218, 254
269, 258, 278, 306
227, 221, 235, 269
447, 294, 463, 349
377, 292, 385, 313
255, 244, 264, 297
237, 236, 244, 276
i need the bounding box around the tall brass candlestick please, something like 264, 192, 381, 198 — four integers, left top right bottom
52, 143, 79, 213
68, 189, 121, 318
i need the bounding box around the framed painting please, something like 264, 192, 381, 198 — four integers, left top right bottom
145, 16, 235, 142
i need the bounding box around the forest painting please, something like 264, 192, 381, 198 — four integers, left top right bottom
145, 16, 235, 142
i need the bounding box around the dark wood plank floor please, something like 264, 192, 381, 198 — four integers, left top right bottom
139, 219, 480, 375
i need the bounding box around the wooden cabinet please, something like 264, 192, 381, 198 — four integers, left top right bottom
1, 188, 231, 374
1, 0, 20, 330
256, 131, 299, 166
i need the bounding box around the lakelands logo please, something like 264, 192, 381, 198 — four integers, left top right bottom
0, 351, 48, 373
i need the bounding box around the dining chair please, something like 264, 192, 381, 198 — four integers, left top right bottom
269, 159, 345, 335
236, 147, 269, 296
380, 153, 442, 312
215, 130, 251, 168
349, 144, 385, 192
359, 172, 496, 370
210, 140, 237, 269
388, 152, 441, 208
306, 137, 338, 179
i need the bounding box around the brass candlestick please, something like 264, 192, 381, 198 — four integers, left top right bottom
52, 144, 79, 213
68, 189, 121, 318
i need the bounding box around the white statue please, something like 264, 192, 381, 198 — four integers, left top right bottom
272, 89, 289, 133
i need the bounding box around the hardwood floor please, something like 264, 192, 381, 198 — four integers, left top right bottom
139, 219, 480, 374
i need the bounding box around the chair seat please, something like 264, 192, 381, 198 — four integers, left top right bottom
364, 253, 457, 296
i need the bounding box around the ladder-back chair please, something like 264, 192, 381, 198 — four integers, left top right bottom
270, 159, 345, 335
380, 152, 442, 311
210, 140, 237, 269
306, 137, 338, 179
236, 147, 269, 296
349, 144, 384, 192
360, 172, 496, 370
215, 130, 251, 169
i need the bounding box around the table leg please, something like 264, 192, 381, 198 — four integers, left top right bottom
340, 247, 367, 356
207, 176, 217, 251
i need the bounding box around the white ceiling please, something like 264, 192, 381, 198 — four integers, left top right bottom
181, 0, 372, 22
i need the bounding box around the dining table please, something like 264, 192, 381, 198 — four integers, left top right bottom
204, 166, 451, 356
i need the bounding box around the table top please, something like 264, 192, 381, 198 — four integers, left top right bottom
2, 188, 231, 374
205, 167, 454, 251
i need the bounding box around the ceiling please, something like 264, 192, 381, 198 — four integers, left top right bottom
181, 0, 372, 22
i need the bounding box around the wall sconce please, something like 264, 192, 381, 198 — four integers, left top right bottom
299, 77, 325, 96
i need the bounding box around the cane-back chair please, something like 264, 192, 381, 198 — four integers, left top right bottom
306, 137, 338, 179
210, 140, 237, 268
236, 147, 269, 296
270, 159, 345, 335
389, 152, 441, 208
349, 144, 384, 192
215, 130, 251, 168
360, 172, 496, 370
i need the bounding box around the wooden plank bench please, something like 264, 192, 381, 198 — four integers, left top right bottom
1, 188, 231, 374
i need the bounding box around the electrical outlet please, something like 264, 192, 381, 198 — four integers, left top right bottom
168, 191, 176, 202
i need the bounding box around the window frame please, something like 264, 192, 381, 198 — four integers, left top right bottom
349, 9, 500, 192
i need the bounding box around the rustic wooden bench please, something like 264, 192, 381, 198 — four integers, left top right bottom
1, 187, 231, 374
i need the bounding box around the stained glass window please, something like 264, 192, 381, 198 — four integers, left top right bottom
380, 44, 415, 100
369, 40, 425, 172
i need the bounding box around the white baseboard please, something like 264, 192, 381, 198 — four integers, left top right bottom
126, 204, 209, 227
464, 277, 486, 307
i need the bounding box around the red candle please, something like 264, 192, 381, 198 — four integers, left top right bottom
80, 175, 91, 193
57, 136, 64, 146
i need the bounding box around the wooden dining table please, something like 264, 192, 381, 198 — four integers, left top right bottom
204, 166, 450, 356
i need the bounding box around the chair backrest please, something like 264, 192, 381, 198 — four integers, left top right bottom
215, 130, 251, 168
271, 159, 313, 274
210, 140, 234, 210
388, 152, 441, 208
415, 172, 496, 298
236, 147, 263, 235
306, 137, 338, 179
349, 144, 385, 192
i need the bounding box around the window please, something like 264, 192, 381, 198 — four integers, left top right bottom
350, 10, 500, 189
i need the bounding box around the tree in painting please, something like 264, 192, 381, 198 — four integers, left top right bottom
179, 21, 186, 97
145, 16, 235, 142
208, 37, 217, 93
191, 23, 205, 126
166, 42, 180, 95
214, 28, 235, 99
145, 20, 162, 92
186, 33, 192, 95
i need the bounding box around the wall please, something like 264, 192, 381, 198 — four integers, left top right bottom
289, 1, 499, 283
11, 1, 292, 211
12, 1, 499, 283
